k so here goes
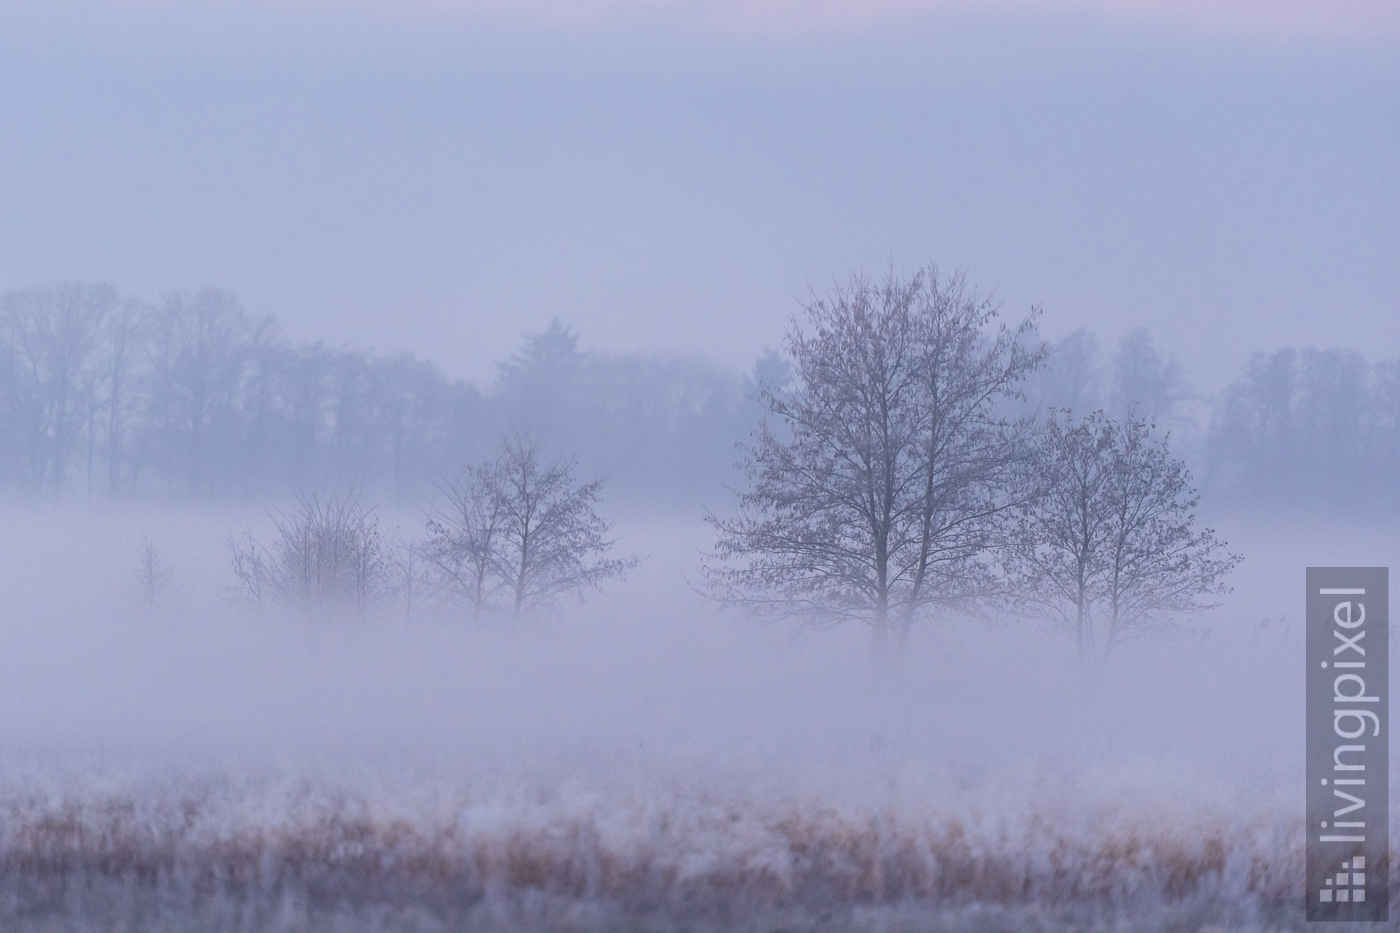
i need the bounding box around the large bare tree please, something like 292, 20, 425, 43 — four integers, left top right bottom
705, 265, 1042, 662
1007, 410, 1242, 667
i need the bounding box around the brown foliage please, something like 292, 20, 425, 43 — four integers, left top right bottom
0, 776, 1340, 932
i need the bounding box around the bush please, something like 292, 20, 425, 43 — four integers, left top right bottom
229, 491, 393, 620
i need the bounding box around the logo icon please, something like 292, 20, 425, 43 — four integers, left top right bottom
1318, 856, 1365, 904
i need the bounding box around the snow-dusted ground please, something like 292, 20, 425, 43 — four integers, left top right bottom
0, 504, 1389, 930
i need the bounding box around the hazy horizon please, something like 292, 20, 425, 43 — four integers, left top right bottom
3, 1, 1396, 393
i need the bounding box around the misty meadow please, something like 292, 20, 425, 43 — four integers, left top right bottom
0, 266, 1392, 931
1, 0, 1396, 930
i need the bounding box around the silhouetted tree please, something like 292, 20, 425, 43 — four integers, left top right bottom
425, 460, 509, 621
1372, 359, 1400, 482
1031, 327, 1101, 417
493, 437, 636, 616
706, 265, 1042, 663
1008, 410, 1241, 667
146, 289, 269, 495
134, 535, 174, 610
102, 297, 146, 496
0, 283, 113, 494
427, 436, 634, 619
496, 318, 586, 441
1206, 346, 1380, 509
1110, 328, 1186, 427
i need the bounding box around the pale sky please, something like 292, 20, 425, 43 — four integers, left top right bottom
83, 0, 1400, 37
1, 0, 1396, 388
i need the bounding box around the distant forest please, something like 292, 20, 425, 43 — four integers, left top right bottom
1031, 328, 1400, 512
0, 281, 1395, 512
0, 283, 769, 507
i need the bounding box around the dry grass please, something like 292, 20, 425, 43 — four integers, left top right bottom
0, 761, 1348, 932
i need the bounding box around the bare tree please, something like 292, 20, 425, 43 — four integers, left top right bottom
134, 536, 174, 610
0, 284, 113, 494
390, 534, 433, 624
1007, 410, 1242, 667
228, 527, 270, 609
426, 436, 634, 619
494, 437, 636, 616
1110, 328, 1188, 428
147, 289, 271, 495
1030, 327, 1102, 417
102, 298, 147, 496
424, 461, 509, 620
227, 490, 393, 620
705, 265, 1042, 663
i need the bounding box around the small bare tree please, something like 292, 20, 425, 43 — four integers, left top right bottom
228, 490, 393, 620
228, 527, 269, 609
134, 535, 173, 610
494, 437, 636, 616
390, 534, 433, 624
424, 462, 509, 620
425, 436, 634, 619
1007, 410, 1242, 667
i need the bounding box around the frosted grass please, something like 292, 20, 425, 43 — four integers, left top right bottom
0, 748, 1338, 932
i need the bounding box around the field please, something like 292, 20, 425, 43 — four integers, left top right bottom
0, 506, 1386, 931
0, 753, 1312, 932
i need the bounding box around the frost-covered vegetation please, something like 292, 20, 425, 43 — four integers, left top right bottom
0, 756, 1331, 933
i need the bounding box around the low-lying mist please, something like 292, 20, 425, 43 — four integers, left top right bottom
0, 503, 1304, 769
0, 503, 1380, 930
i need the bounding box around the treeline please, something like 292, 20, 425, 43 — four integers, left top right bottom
1025, 328, 1400, 513
1207, 348, 1400, 510
0, 283, 762, 506
3, 280, 1395, 513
